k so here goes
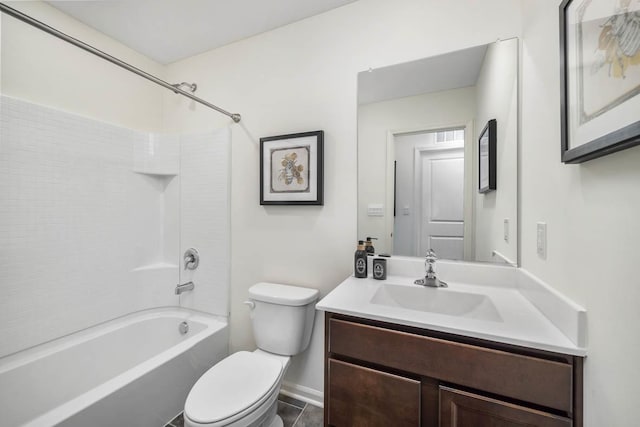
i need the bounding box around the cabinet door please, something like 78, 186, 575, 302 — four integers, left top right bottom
328, 358, 420, 427
440, 387, 571, 427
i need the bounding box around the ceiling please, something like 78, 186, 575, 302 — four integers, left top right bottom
358, 44, 488, 105
47, 0, 358, 64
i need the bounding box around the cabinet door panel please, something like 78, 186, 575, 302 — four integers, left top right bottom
440, 387, 571, 427
328, 358, 420, 427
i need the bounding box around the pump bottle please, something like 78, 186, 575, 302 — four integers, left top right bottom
354, 240, 368, 278
364, 237, 377, 256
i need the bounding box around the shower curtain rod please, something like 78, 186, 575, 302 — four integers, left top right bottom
0, 2, 241, 123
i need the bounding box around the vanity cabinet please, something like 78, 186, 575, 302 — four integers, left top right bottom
324, 313, 583, 427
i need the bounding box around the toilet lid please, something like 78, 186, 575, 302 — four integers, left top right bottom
185, 351, 283, 424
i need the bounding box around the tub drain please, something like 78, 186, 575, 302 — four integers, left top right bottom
179, 321, 189, 335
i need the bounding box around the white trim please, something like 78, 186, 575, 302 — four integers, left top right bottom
280, 381, 324, 408
491, 250, 517, 266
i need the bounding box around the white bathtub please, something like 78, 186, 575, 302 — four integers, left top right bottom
0, 308, 228, 427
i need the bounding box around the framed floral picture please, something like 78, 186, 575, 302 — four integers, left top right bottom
260, 130, 324, 205
560, 0, 640, 163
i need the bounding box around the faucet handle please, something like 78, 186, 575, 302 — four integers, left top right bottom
425, 249, 437, 263
184, 248, 199, 270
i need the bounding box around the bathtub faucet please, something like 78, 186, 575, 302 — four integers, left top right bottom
175, 281, 195, 295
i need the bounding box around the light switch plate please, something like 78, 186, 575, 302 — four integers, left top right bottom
537, 222, 547, 259
503, 219, 509, 242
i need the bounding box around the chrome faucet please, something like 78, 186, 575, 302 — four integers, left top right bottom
414, 249, 448, 288
175, 281, 195, 295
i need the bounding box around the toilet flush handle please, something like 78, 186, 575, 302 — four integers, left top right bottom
243, 300, 255, 310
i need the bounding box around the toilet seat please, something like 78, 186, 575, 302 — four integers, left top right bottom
184, 351, 283, 426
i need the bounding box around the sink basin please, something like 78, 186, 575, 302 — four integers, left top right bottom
370, 284, 502, 322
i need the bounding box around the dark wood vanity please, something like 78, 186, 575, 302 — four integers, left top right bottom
324, 312, 583, 427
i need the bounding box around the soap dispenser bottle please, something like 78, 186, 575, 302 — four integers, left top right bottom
354, 240, 368, 278
365, 237, 377, 256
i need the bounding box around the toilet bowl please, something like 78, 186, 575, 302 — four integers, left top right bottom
184, 283, 318, 427
184, 350, 289, 427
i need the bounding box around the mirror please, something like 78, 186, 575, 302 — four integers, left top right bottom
357, 39, 518, 265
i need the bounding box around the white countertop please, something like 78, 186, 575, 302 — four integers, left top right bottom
317, 273, 586, 356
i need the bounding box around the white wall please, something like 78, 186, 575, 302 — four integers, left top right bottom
1, 1, 165, 131
474, 38, 518, 263
520, 1, 640, 424
357, 87, 476, 256
164, 0, 521, 396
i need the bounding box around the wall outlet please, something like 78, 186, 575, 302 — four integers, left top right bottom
403, 205, 410, 216
537, 222, 547, 259
503, 219, 509, 243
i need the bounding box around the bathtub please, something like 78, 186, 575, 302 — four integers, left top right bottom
0, 308, 228, 427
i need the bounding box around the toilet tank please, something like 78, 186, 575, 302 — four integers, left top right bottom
247, 283, 319, 356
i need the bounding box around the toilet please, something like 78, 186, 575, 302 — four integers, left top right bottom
184, 282, 319, 427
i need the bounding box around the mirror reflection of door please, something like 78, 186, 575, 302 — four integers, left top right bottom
393, 128, 465, 259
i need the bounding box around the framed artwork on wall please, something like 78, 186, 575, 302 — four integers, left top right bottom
560, 0, 640, 163
479, 119, 497, 194
260, 130, 324, 205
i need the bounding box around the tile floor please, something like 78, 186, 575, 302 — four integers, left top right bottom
277, 395, 323, 427
165, 394, 322, 427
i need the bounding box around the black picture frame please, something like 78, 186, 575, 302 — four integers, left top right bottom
260, 130, 324, 205
559, 0, 640, 164
478, 119, 497, 194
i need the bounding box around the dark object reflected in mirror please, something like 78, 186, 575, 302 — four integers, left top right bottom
478, 119, 497, 194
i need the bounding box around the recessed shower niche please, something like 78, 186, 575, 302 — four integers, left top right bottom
132, 133, 181, 276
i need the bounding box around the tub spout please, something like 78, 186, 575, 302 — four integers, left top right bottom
175, 281, 194, 295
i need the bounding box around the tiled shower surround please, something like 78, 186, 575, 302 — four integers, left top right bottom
0, 95, 230, 357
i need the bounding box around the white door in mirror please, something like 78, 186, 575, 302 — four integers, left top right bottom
419, 148, 464, 259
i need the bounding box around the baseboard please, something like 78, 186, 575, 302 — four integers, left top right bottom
280, 381, 324, 408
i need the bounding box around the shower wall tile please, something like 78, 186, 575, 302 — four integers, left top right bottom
0, 96, 184, 357
133, 133, 180, 175
178, 129, 230, 317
